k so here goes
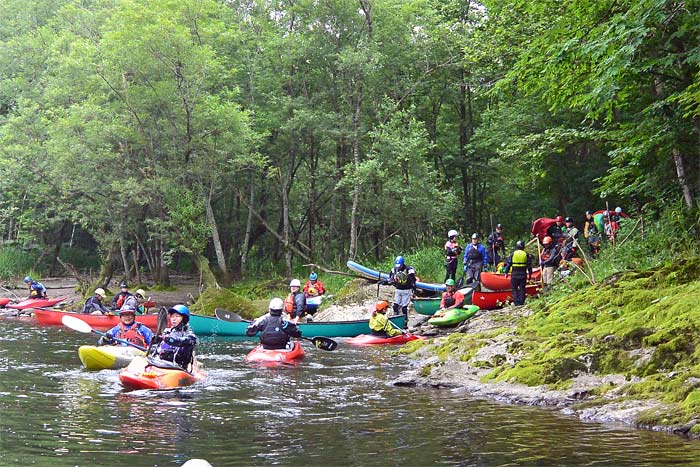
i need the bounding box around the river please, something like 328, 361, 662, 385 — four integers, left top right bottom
1, 317, 699, 466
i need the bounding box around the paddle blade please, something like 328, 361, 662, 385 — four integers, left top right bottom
307, 336, 337, 351
61, 315, 93, 334
215, 309, 243, 322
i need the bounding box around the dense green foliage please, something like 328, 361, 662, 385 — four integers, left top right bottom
0, 0, 697, 287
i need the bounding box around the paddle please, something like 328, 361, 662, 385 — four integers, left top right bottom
146, 307, 169, 356
61, 315, 147, 351
214, 308, 337, 351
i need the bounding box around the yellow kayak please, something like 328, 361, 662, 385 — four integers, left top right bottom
78, 345, 145, 370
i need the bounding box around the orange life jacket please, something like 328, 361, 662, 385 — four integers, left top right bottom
284, 293, 295, 313
115, 323, 147, 348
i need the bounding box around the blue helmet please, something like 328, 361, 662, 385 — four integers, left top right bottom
168, 304, 190, 318
309, 272, 318, 281
23, 276, 32, 283
394, 256, 405, 267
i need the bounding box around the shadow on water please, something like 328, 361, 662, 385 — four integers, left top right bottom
1, 317, 700, 466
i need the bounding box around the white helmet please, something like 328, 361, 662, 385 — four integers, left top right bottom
289, 279, 301, 287
448, 229, 459, 238
615, 207, 622, 213
94, 288, 106, 298
135, 289, 146, 299
269, 297, 284, 311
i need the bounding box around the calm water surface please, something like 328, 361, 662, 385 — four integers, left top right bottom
1, 317, 700, 466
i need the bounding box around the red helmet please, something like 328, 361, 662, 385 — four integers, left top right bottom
555, 216, 564, 222
542, 236, 553, 245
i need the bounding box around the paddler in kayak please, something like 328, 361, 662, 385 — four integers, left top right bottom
438, 279, 464, 311
98, 306, 154, 348
83, 288, 112, 315
246, 298, 302, 349
111, 281, 134, 310
150, 305, 197, 369
284, 279, 307, 324
368, 300, 402, 337
23, 276, 48, 299
303, 272, 326, 298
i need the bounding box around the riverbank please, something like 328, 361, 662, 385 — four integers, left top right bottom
393, 259, 700, 438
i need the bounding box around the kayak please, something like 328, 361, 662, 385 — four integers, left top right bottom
428, 305, 479, 327
119, 356, 205, 390
78, 345, 145, 370
306, 295, 323, 314
480, 270, 541, 291
471, 285, 540, 310
345, 333, 425, 345
34, 309, 159, 331
7, 296, 67, 310
0, 297, 12, 307
347, 260, 446, 293
245, 340, 305, 364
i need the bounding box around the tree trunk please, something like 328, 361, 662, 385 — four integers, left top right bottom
673, 147, 696, 208
158, 239, 170, 287
119, 240, 130, 282
132, 248, 141, 285
205, 180, 228, 279
348, 81, 363, 261
240, 182, 255, 277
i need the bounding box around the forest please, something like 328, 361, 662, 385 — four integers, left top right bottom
0, 0, 698, 287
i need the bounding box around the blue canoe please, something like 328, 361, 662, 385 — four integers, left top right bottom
188, 313, 406, 338
347, 260, 446, 293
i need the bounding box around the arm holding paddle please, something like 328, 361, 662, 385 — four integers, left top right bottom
61, 315, 147, 351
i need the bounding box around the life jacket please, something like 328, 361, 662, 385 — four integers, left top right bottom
394, 270, 409, 285
116, 294, 126, 309
115, 323, 148, 348
284, 293, 295, 313
442, 291, 456, 308
260, 315, 292, 349
466, 244, 484, 262
512, 250, 528, 267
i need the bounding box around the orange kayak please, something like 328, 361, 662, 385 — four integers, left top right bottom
245, 340, 305, 364
119, 357, 205, 390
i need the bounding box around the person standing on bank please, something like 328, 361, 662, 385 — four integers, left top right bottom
389, 256, 416, 327
463, 233, 489, 286
504, 241, 533, 306
487, 224, 506, 268
539, 236, 562, 292
444, 230, 462, 282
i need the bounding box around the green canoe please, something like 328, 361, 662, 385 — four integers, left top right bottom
428, 305, 479, 327
412, 286, 474, 316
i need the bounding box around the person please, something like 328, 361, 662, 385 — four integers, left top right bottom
539, 236, 562, 291
82, 288, 111, 315
368, 300, 402, 337
111, 282, 134, 310
583, 211, 601, 257
150, 304, 197, 369
444, 230, 462, 282
23, 276, 48, 299
246, 298, 302, 349
388, 255, 416, 327
463, 233, 488, 286
98, 306, 154, 348
547, 216, 565, 244
119, 288, 146, 313
284, 279, 307, 323
563, 217, 579, 242
504, 241, 533, 306
608, 208, 622, 240
610, 206, 623, 223
439, 279, 464, 310
303, 272, 326, 297
487, 224, 506, 268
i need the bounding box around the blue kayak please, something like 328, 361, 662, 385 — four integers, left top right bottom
347, 260, 446, 293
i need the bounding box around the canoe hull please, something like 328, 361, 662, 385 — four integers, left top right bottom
119, 357, 204, 390
428, 305, 479, 327
471, 285, 540, 310
78, 345, 145, 370
347, 260, 446, 292
35, 309, 159, 331
188, 313, 406, 337
412, 286, 474, 315
480, 271, 541, 291
7, 297, 67, 310
245, 341, 305, 364
345, 333, 425, 345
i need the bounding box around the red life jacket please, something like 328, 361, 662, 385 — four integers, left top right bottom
116, 294, 126, 309
115, 323, 147, 348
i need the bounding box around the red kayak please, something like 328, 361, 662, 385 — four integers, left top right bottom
0, 297, 13, 307
345, 333, 425, 345
7, 297, 67, 310
119, 357, 205, 390
34, 309, 159, 331
471, 284, 541, 310
245, 340, 305, 364
480, 270, 541, 291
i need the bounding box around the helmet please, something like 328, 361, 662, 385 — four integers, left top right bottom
564, 216, 573, 223
119, 281, 128, 288
445, 279, 455, 286
375, 300, 389, 311
95, 288, 106, 298
471, 233, 479, 239
496, 223, 503, 229
269, 297, 284, 316
290, 279, 301, 287
615, 207, 622, 213
135, 289, 146, 299
394, 256, 405, 267
448, 229, 459, 238
23, 276, 32, 283
515, 240, 525, 250
585, 210, 592, 216
603, 210, 610, 217
119, 306, 136, 315
542, 236, 552, 245
555, 216, 564, 222
168, 304, 190, 318
309, 272, 318, 281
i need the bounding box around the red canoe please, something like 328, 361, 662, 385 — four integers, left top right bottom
480, 270, 542, 291
471, 285, 541, 310
34, 309, 159, 331
7, 297, 67, 310
345, 333, 425, 345
245, 341, 305, 364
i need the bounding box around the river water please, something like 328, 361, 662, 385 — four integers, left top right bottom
1, 317, 700, 467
